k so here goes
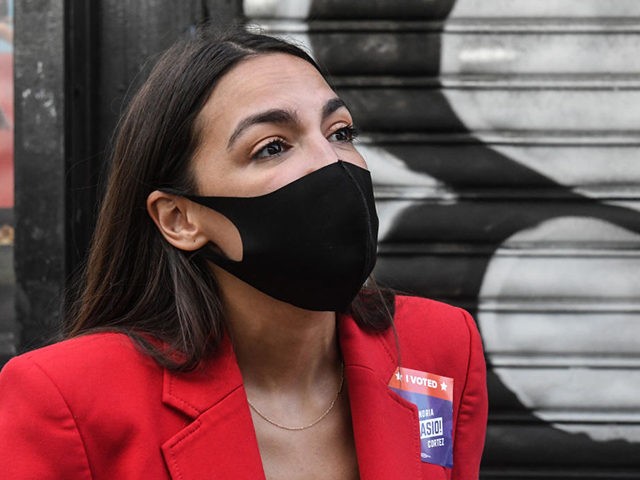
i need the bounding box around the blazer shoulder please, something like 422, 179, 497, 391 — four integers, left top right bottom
7, 332, 140, 367
392, 295, 481, 373
394, 294, 475, 336
0, 334, 174, 479
2, 333, 160, 393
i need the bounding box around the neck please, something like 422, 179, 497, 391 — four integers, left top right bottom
214, 266, 341, 394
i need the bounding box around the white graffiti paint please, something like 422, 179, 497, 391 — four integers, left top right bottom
456, 47, 518, 65
243, 0, 313, 18
479, 217, 640, 441
449, 0, 640, 18
438, 14, 640, 441
356, 142, 457, 242
356, 142, 449, 189
556, 424, 640, 443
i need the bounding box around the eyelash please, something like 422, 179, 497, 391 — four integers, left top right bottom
250, 125, 359, 161
329, 124, 359, 143
251, 137, 291, 160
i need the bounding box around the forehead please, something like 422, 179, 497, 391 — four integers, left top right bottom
198, 52, 336, 128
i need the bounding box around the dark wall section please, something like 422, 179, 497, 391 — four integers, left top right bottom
13, 0, 242, 352
14, 0, 66, 350
65, 0, 241, 279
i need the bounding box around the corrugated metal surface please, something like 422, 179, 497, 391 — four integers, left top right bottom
244, 0, 640, 477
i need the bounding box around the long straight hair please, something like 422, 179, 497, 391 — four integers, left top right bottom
65, 28, 394, 371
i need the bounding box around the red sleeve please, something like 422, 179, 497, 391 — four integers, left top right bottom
451, 308, 488, 480
0, 356, 93, 479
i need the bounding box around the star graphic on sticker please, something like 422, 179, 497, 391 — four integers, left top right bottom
440, 381, 448, 391
395, 371, 403, 380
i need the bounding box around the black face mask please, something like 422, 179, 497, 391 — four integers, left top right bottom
182, 160, 379, 312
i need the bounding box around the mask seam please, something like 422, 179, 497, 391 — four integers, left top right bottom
340, 162, 375, 284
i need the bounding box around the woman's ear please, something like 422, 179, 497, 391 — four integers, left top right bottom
146, 190, 209, 251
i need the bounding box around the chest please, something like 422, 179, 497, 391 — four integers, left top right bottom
251, 395, 359, 480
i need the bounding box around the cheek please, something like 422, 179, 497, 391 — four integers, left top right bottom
338, 145, 369, 170
275, 146, 369, 186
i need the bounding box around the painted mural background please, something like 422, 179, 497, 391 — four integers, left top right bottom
0, 0, 12, 208
0, 0, 14, 362
244, 0, 640, 477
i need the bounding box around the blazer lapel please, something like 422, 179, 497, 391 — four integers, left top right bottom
159, 316, 426, 479
160, 336, 266, 480
339, 314, 423, 480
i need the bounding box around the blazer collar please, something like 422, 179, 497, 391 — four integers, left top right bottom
160, 335, 266, 480
338, 314, 423, 479
160, 315, 422, 480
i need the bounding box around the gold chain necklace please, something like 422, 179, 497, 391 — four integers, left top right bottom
247, 363, 344, 431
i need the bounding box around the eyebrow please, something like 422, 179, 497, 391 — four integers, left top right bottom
322, 97, 348, 120
226, 97, 349, 151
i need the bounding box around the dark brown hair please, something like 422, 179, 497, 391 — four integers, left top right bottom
65, 27, 394, 370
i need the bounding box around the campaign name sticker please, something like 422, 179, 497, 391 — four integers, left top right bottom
388, 367, 454, 468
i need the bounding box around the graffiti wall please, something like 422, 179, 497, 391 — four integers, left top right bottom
244, 0, 640, 477
0, 0, 13, 363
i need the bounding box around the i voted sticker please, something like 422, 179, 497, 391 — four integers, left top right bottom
388, 367, 454, 468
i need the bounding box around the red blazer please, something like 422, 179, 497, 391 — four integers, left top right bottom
0, 296, 487, 479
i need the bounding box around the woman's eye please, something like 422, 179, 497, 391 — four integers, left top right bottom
252, 139, 288, 160
328, 125, 358, 143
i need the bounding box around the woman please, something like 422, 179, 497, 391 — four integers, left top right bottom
0, 29, 487, 479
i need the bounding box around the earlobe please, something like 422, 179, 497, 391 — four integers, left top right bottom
146, 190, 209, 251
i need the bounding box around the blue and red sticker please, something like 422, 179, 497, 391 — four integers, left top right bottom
388, 367, 454, 468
